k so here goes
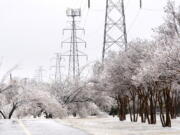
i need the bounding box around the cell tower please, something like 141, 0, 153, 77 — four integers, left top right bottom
51, 53, 63, 83
102, 0, 128, 62
61, 9, 87, 82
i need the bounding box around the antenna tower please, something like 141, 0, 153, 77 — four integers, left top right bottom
61, 9, 87, 82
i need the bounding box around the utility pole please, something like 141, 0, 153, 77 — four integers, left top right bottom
51, 53, 63, 84
61, 9, 87, 82
102, 0, 128, 62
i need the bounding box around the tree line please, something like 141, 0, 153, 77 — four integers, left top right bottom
93, 0, 180, 127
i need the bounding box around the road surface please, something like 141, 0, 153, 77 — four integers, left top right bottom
0, 119, 89, 135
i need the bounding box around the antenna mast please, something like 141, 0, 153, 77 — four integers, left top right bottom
61, 9, 87, 82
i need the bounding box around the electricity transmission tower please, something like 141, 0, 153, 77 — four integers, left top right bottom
102, 0, 128, 62
61, 9, 87, 82
51, 53, 63, 83
35, 66, 45, 82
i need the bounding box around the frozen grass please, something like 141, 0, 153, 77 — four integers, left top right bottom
58, 115, 180, 135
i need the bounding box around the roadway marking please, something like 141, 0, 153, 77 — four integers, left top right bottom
17, 120, 32, 135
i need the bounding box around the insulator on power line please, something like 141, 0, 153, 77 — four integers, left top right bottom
140, 0, 142, 9
88, 0, 90, 9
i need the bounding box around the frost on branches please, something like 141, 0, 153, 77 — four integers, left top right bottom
97, 1, 180, 127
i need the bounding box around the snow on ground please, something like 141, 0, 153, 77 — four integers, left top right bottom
0, 119, 89, 135
21, 119, 88, 135
58, 116, 180, 135
0, 120, 25, 135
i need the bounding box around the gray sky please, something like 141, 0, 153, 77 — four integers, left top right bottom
0, 0, 180, 80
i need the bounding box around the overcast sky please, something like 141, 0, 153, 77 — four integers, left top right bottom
0, 0, 180, 80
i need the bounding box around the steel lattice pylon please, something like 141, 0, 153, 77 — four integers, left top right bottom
34, 66, 45, 83
61, 9, 87, 82
102, 0, 127, 62
51, 53, 63, 83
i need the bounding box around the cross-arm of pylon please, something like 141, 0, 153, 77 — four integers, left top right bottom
60, 50, 72, 56
63, 28, 85, 33
61, 37, 71, 43
61, 50, 87, 57
61, 38, 86, 48
50, 53, 65, 62
77, 50, 88, 61
61, 38, 71, 48
76, 37, 87, 47
62, 41, 86, 44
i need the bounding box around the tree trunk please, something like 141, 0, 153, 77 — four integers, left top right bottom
0, 110, 6, 119
8, 103, 18, 119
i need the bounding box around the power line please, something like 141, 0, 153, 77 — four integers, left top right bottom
141, 8, 162, 12
125, 0, 131, 10
82, 9, 90, 28
79, 0, 91, 29
127, 9, 141, 33
80, 0, 84, 9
